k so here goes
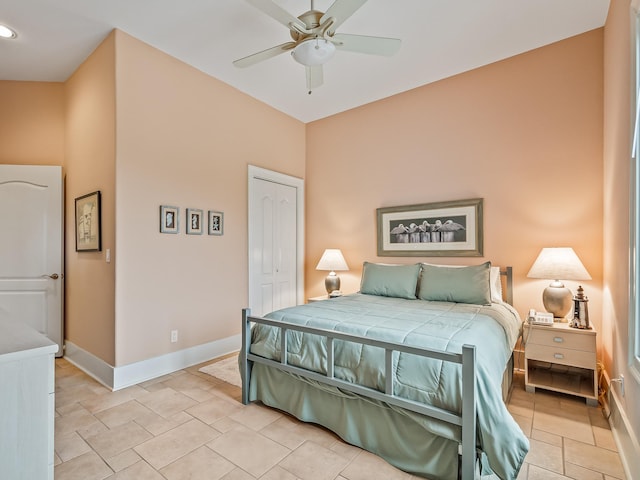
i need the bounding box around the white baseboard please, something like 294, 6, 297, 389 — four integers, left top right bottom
64, 335, 241, 391
64, 341, 114, 388
603, 372, 640, 480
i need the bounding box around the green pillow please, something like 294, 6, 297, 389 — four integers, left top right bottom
418, 262, 492, 305
360, 262, 421, 299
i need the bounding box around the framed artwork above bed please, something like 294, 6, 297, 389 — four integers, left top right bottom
377, 198, 483, 257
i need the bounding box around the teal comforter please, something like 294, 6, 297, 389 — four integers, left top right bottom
250, 293, 529, 479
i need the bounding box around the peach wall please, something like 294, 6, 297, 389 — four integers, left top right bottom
306, 30, 604, 337
603, 0, 640, 469
0, 81, 64, 165
64, 32, 117, 365
0, 29, 305, 369
604, 0, 631, 374
113, 31, 305, 366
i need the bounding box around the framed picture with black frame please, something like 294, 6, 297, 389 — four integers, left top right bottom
75, 191, 102, 252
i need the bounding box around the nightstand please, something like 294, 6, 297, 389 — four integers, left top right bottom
524, 322, 598, 406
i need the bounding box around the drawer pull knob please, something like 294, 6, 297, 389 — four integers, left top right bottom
553, 337, 564, 343
554, 353, 564, 359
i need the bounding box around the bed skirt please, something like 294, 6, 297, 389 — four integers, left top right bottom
249, 362, 494, 480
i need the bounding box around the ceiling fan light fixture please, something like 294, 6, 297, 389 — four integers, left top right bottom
0, 24, 17, 39
291, 37, 335, 66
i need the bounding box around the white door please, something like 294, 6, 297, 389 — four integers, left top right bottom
248, 166, 304, 316
0, 165, 64, 355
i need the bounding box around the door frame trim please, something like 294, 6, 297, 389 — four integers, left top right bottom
248, 165, 305, 308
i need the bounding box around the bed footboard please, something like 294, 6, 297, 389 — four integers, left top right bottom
240, 308, 478, 480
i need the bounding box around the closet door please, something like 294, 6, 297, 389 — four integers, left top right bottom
248, 167, 303, 317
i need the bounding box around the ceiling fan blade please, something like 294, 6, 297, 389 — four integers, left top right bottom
306, 65, 323, 93
233, 42, 297, 68
246, 0, 306, 31
320, 0, 368, 34
331, 33, 401, 56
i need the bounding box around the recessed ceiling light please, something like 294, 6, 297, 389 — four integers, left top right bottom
0, 25, 17, 39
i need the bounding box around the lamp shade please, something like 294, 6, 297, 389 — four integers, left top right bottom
316, 249, 349, 272
291, 38, 336, 66
526, 247, 591, 281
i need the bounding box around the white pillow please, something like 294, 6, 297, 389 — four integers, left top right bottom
489, 266, 503, 303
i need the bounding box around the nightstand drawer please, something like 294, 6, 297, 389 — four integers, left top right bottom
525, 343, 596, 369
527, 328, 595, 353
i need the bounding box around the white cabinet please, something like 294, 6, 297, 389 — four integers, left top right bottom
0, 318, 58, 479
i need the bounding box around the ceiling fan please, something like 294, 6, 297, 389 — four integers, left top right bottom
233, 0, 401, 93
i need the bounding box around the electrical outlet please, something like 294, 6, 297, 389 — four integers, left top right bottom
170, 330, 178, 343
612, 374, 625, 397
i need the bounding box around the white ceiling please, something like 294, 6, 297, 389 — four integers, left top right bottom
0, 0, 610, 123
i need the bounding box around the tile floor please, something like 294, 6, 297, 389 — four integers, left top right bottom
54, 356, 627, 480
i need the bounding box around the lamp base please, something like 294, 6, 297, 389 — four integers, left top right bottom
325, 272, 341, 295
542, 281, 573, 321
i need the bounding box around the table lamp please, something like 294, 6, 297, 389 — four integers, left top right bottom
316, 249, 349, 296
527, 247, 591, 320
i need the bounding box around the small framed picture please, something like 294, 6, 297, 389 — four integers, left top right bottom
186, 208, 204, 235
208, 210, 224, 236
160, 205, 179, 234
75, 191, 102, 251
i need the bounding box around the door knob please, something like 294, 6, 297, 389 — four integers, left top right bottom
43, 273, 62, 279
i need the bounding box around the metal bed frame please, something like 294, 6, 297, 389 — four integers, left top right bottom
240, 267, 513, 480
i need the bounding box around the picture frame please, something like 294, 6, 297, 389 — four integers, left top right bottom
208, 210, 224, 236
159, 205, 179, 234
186, 208, 204, 235
75, 191, 102, 252
377, 198, 483, 257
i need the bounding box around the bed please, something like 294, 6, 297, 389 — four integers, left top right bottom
240, 261, 529, 480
